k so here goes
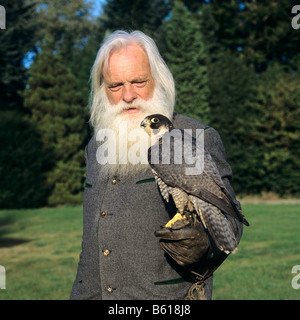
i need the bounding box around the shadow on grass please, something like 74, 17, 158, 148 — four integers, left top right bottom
0, 215, 31, 248
0, 237, 30, 248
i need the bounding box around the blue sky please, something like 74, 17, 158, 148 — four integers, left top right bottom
89, 0, 105, 17
23, 0, 106, 68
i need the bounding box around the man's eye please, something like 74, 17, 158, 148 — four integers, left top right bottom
133, 81, 146, 87
108, 84, 122, 91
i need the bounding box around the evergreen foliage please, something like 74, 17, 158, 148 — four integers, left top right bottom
249, 63, 300, 196
208, 51, 258, 195
195, 0, 300, 72
70, 26, 107, 108
100, 0, 171, 38
33, 0, 94, 108
0, 110, 51, 208
34, 0, 93, 60
0, 0, 38, 111
164, 1, 210, 123
23, 49, 88, 205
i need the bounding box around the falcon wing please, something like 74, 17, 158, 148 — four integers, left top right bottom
148, 129, 248, 226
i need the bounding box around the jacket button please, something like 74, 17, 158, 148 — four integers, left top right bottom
100, 210, 107, 218
105, 286, 114, 293
111, 177, 119, 185
103, 249, 110, 256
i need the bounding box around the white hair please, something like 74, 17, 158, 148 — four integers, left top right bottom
89, 30, 175, 129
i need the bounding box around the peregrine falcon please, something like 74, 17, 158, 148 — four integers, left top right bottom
141, 114, 249, 254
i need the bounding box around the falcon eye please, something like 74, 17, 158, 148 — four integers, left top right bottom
151, 117, 159, 124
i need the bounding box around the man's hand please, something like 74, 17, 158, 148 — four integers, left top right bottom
154, 214, 210, 266
154, 213, 229, 282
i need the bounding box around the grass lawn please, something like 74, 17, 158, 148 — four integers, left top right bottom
0, 203, 299, 300
0, 206, 83, 300
213, 203, 300, 300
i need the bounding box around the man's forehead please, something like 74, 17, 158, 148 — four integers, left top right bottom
103, 44, 151, 78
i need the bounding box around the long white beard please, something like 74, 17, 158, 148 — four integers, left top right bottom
95, 86, 173, 178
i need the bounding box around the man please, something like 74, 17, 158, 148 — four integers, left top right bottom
70, 30, 243, 300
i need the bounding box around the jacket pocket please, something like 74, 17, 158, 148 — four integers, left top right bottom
85, 182, 93, 188
136, 177, 155, 184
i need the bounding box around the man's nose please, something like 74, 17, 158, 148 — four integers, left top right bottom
122, 84, 137, 103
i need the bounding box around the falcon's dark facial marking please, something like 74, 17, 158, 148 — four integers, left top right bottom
140, 114, 173, 134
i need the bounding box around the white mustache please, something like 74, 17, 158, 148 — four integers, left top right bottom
109, 99, 149, 115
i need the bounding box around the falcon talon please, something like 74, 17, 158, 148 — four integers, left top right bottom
164, 212, 186, 228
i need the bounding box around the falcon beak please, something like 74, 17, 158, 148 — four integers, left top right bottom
140, 119, 151, 128
140, 118, 153, 136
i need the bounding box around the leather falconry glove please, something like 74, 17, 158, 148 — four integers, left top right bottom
154, 212, 240, 299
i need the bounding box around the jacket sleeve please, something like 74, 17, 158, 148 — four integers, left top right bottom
204, 127, 243, 241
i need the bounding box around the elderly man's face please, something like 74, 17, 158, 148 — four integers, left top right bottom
102, 44, 155, 115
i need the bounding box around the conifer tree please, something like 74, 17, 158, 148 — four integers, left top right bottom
35, 0, 92, 66
193, 0, 300, 72
24, 48, 88, 205
100, 0, 171, 39
0, 0, 38, 110
0, 111, 51, 209
249, 63, 300, 196
208, 51, 258, 195
34, 0, 94, 106
71, 25, 107, 108
163, 1, 210, 124
198, 5, 221, 66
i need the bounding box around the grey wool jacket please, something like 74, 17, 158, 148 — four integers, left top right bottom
70, 113, 243, 300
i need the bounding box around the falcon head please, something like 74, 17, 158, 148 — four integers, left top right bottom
140, 114, 173, 136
